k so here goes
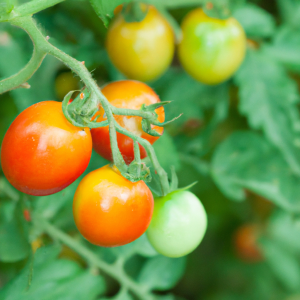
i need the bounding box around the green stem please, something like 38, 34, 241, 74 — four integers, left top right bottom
15, 0, 65, 16
9, 16, 127, 175
34, 215, 153, 300
0, 44, 46, 94
116, 123, 169, 196
5, 15, 171, 191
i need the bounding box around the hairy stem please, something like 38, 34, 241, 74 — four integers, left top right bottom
116, 123, 169, 196
34, 215, 153, 300
9, 16, 127, 174
5, 15, 171, 191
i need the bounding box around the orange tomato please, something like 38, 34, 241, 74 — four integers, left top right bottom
73, 164, 154, 247
91, 80, 165, 164
1, 101, 92, 196
106, 5, 175, 82
233, 224, 263, 262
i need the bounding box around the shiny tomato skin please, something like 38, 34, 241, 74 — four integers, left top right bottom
1, 101, 92, 196
106, 5, 175, 82
91, 80, 165, 164
73, 164, 154, 247
178, 8, 246, 85
147, 190, 207, 257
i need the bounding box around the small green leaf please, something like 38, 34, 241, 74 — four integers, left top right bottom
138, 255, 186, 290
89, 0, 131, 27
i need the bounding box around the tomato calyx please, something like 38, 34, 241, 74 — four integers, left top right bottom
140, 101, 182, 137
203, 0, 231, 19
120, 2, 148, 23
62, 89, 108, 128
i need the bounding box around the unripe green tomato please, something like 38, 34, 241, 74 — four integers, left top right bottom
106, 5, 175, 82
178, 8, 246, 85
147, 190, 207, 257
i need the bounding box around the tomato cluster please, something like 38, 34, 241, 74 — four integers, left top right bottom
2, 2, 243, 257
106, 5, 246, 85
0, 78, 207, 257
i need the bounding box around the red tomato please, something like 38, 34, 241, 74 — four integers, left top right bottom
91, 80, 165, 164
73, 164, 154, 247
233, 224, 263, 262
1, 101, 92, 196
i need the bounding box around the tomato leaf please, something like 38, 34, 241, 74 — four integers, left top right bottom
260, 238, 300, 292
212, 131, 300, 212
233, 3, 275, 38
138, 255, 186, 290
234, 49, 300, 175
263, 25, 300, 73
0, 200, 30, 262
88, 0, 131, 27
0, 245, 106, 300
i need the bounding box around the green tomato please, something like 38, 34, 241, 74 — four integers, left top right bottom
178, 8, 246, 85
147, 190, 207, 258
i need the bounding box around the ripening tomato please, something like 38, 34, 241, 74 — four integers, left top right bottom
1, 101, 92, 196
73, 164, 154, 247
147, 190, 207, 257
106, 5, 175, 82
178, 8, 246, 85
91, 80, 165, 164
233, 224, 263, 262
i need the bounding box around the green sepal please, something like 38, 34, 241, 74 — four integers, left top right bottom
122, 1, 148, 23
142, 119, 161, 137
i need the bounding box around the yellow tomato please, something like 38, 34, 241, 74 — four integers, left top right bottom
178, 8, 246, 85
106, 5, 175, 82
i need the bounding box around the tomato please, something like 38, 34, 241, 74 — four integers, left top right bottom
233, 224, 263, 262
91, 80, 165, 164
73, 164, 154, 247
106, 5, 175, 82
147, 190, 207, 257
178, 8, 246, 85
1, 101, 92, 196
55, 71, 80, 100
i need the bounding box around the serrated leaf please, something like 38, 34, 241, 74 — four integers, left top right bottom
263, 25, 300, 73
0, 245, 106, 300
212, 131, 300, 212
234, 49, 300, 175
138, 256, 186, 291
233, 3, 275, 38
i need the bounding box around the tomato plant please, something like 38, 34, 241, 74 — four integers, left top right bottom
73, 164, 154, 247
1, 101, 92, 196
91, 80, 165, 164
147, 190, 207, 257
178, 8, 246, 85
106, 4, 175, 82
1, 0, 300, 299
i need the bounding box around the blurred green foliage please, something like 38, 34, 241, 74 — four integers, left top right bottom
1, 0, 300, 299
